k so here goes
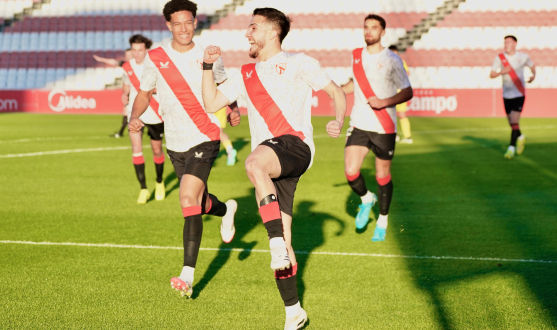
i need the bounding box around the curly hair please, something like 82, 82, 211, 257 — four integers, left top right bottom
163, 0, 197, 21
129, 34, 153, 49
253, 7, 292, 44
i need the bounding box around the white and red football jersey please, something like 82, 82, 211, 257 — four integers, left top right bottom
350, 48, 410, 134
140, 42, 227, 152
491, 51, 533, 99
122, 58, 162, 125
218, 52, 331, 168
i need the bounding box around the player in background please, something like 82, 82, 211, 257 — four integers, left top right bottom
122, 35, 165, 204
490, 35, 535, 159
341, 15, 412, 242
129, 0, 238, 298
94, 49, 133, 138
388, 45, 413, 144
215, 105, 238, 165
201, 8, 346, 329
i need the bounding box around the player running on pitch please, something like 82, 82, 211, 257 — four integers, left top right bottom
341, 15, 412, 242
389, 45, 413, 144
201, 8, 346, 330
121, 35, 166, 204
490, 35, 535, 160
129, 0, 238, 298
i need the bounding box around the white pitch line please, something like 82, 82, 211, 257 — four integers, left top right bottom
0, 136, 105, 144
2, 124, 555, 158
2, 240, 556, 264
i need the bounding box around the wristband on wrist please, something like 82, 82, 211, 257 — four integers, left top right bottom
203, 62, 213, 70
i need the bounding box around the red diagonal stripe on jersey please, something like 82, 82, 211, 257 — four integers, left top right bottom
498, 53, 526, 96
352, 48, 396, 134
122, 61, 163, 122
241, 63, 305, 141
148, 48, 220, 141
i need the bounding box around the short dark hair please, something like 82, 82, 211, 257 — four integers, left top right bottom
253, 7, 292, 43
364, 14, 386, 30
163, 0, 197, 21
504, 35, 517, 42
388, 45, 398, 51
129, 34, 153, 49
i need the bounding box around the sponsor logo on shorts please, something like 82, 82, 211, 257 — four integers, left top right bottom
408, 95, 458, 115
48, 90, 97, 112
159, 61, 170, 69
268, 139, 278, 144
245, 70, 253, 80
195, 152, 203, 158
0, 99, 18, 112
276, 63, 286, 75
389, 150, 394, 156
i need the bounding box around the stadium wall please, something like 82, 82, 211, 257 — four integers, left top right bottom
0, 89, 554, 117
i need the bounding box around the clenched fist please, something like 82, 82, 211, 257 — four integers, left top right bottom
326, 120, 343, 138
204, 46, 222, 64
228, 110, 241, 127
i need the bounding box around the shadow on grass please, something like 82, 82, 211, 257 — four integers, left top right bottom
389, 138, 557, 329
213, 138, 250, 166
192, 189, 260, 299
292, 200, 345, 303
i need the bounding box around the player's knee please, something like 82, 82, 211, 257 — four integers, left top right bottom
376, 170, 391, 180
344, 165, 360, 178
180, 194, 200, 208
245, 158, 263, 179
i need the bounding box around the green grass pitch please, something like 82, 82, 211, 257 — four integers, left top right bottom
1, 113, 557, 329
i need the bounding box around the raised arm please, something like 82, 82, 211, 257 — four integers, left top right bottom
322, 81, 346, 138
93, 55, 120, 67
202, 46, 233, 113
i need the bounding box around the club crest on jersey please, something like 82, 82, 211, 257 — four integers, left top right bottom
275, 63, 286, 75
196, 59, 203, 69
159, 61, 170, 69
245, 70, 253, 79
127, 71, 133, 76
354, 59, 361, 64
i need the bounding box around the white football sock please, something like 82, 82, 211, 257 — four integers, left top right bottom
518, 135, 525, 140
377, 214, 388, 229
226, 145, 233, 153
361, 191, 374, 204
285, 302, 301, 318
179, 266, 195, 284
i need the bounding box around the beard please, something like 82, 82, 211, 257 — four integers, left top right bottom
248, 39, 265, 59
365, 36, 380, 46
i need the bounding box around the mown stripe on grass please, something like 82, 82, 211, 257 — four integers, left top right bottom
2, 240, 556, 264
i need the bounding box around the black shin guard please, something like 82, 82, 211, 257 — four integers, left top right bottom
275, 266, 299, 306
155, 163, 164, 183
259, 194, 283, 239
378, 181, 393, 215
206, 194, 227, 217
134, 163, 147, 189
183, 214, 203, 267
347, 174, 368, 196
118, 116, 128, 136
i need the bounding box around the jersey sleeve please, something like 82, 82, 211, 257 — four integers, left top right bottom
213, 57, 227, 84
296, 53, 332, 91
122, 71, 130, 85
217, 69, 244, 104
525, 54, 534, 68
139, 54, 157, 92
392, 56, 411, 90
491, 55, 502, 72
